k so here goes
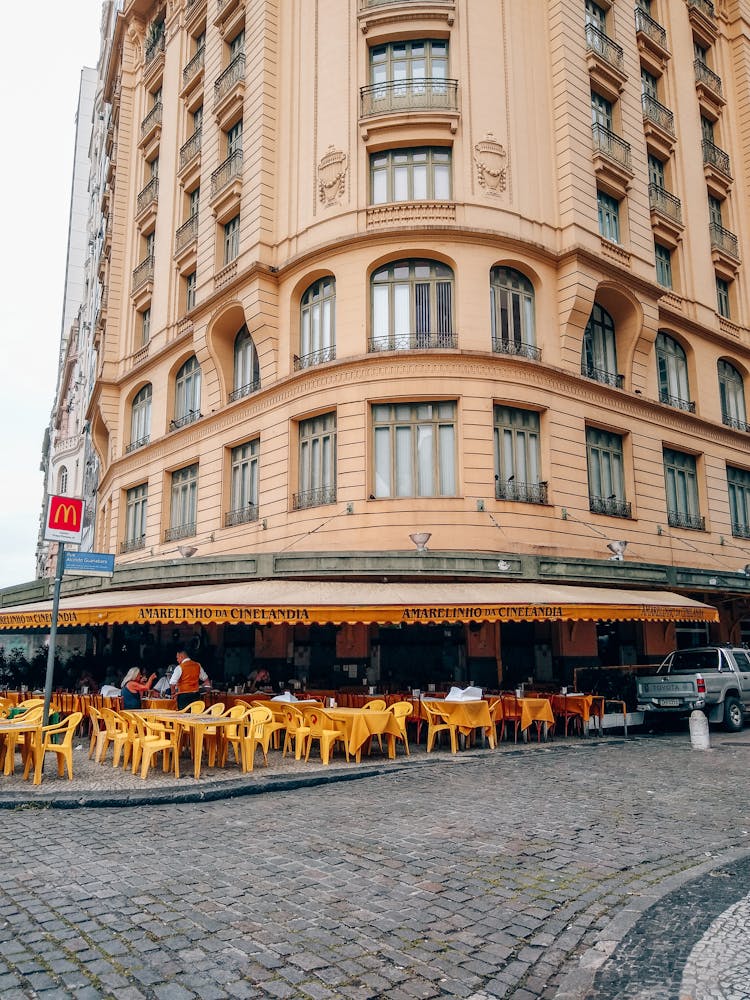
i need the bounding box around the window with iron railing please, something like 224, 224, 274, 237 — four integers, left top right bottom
719, 360, 748, 432
294, 413, 336, 509
494, 406, 545, 505
586, 428, 630, 518
664, 448, 703, 531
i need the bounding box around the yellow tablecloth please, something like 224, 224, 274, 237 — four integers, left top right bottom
501, 696, 555, 732
422, 699, 493, 736
321, 706, 402, 760
550, 694, 594, 724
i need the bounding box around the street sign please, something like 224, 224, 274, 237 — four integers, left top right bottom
64, 550, 115, 578
44, 495, 84, 544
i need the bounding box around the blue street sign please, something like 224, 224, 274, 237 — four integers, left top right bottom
63, 551, 115, 577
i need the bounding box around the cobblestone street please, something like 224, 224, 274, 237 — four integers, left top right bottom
1, 733, 749, 999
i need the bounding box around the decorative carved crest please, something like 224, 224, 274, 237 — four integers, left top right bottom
318, 147, 348, 206
474, 136, 507, 196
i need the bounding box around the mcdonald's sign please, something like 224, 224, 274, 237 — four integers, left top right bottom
44, 494, 84, 543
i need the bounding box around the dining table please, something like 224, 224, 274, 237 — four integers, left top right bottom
0, 718, 44, 784
499, 695, 555, 742
421, 698, 496, 749
325, 706, 403, 761
550, 693, 596, 736
133, 710, 240, 779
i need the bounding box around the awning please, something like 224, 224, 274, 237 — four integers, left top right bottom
0, 580, 718, 629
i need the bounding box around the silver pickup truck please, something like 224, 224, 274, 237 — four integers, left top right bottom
636, 646, 750, 731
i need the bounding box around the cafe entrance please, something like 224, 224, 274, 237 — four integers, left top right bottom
376, 623, 464, 691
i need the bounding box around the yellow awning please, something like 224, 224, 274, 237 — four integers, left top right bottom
0, 580, 718, 629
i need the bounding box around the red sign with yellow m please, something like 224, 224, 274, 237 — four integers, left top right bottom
45, 495, 84, 542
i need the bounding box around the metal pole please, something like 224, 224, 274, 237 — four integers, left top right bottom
43, 541, 65, 727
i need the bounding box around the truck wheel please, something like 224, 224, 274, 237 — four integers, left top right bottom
723, 696, 744, 732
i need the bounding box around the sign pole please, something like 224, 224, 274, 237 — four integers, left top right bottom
43, 541, 65, 727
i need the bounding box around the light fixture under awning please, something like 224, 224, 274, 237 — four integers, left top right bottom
0, 580, 718, 629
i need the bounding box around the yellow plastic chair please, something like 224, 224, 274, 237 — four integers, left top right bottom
362, 699, 388, 753
388, 702, 412, 756
138, 718, 180, 779
241, 706, 273, 771
422, 701, 459, 754
281, 706, 310, 761
111, 711, 141, 769
218, 704, 251, 767
177, 700, 206, 714
97, 707, 127, 764
196, 703, 227, 768
250, 700, 287, 750
24, 712, 83, 781
87, 705, 104, 759
304, 708, 350, 766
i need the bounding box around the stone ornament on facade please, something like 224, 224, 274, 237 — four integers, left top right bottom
318, 147, 348, 206
474, 136, 507, 196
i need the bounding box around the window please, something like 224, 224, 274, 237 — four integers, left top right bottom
295, 413, 336, 509
298, 277, 335, 369
185, 271, 196, 312
123, 484, 148, 552
664, 448, 703, 530
585, 0, 606, 29
58, 466, 68, 495
728, 466, 750, 538
654, 243, 672, 289
231, 325, 260, 400
129, 384, 152, 451
370, 148, 451, 204
373, 402, 456, 499
189, 187, 200, 217
701, 115, 714, 143
223, 214, 240, 264
648, 153, 665, 189
582, 303, 621, 387
716, 276, 731, 318
591, 91, 613, 130
167, 465, 198, 540
149, 156, 159, 179
227, 119, 243, 156
145, 231, 155, 259
227, 440, 259, 526
636, 0, 651, 12
708, 195, 723, 228
140, 307, 151, 346
371, 259, 454, 351
230, 28, 245, 60
656, 333, 692, 411
718, 360, 747, 431
193, 105, 203, 133
490, 267, 538, 359
173, 356, 201, 429
641, 68, 659, 100
586, 428, 630, 517
370, 40, 448, 88
493, 406, 546, 504
597, 190, 620, 243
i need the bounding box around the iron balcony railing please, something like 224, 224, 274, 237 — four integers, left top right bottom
591, 123, 632, 172
179, 129, 202, 171
585, 23, 625, 74
225, 504, 259, 527
175, 214, 198, 254
687, 0, 715, 19
360, 79, 458, 117
495, 480, 548, 505
641, 93, 675, 136
125, 435, 150, 454
182, 46, 205, 89
292, 486, 337, 511
145, 32, 165, 67
169, 410, 201, 431
732, 521, 750, 539
120, 536, 146, 554
211, 148, 243, 198
702, 138, 731, 176
668, 510, 705, 531
590, 496, 632, 518
710, 221, 740, 260
723, 413, 750, 433
294, 346, 336, 371
140, 101, 163, 141
634, 7, 668, 49
228, 378, 260, 403
491, 338, 541, 361
694, 59, 722, 98
581, 362, 624, 389
136, 176, 159, 215
659, 390, 696, 413
131, 254, 155, 293
649, 184, 682, 225
164, 523, 196, 542
369, 331, 456, 352
215, 52, 245, 104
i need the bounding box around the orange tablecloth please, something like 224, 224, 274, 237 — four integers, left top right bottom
550, 694, 594, 724
501, 695, 555, 732
326, 706, 402, 760
422, 699, 493, 736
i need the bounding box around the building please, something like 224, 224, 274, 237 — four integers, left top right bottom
5, 0, 750, 690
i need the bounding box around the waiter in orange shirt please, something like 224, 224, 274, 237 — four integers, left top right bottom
169, 649, 210, 710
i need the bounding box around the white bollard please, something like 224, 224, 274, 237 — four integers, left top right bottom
689, 709, 710, 750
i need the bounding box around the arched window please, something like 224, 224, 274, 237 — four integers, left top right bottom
128, 384, 152, 452
490, 267, 538, 359
581, 304, 621, 387
656, 333, 693, 412
718, 360, 748, 431
297, 277, 336, 370
173, 356, 201, 429
230, 326, 260, 401
58, 466, 68, 495
370, 259, 454, 352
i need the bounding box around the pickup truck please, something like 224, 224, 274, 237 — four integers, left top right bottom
636, 646, 750, 731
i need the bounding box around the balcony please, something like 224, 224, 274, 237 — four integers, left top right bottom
732, 521, 750, 539
181, 45, 205, 98
359, 79, 459, 138
585, 24, 626, 100
169, 410, 201, 431
649, 184, 683, 248
135, 176, 159, 228
120, 536, 146, 554
667, 510, 705, 532
495, 480, 548, 505
210, 148, 243, 221
139, 101, 163, 156
694, 59, 725, 118
293, 346, 336, 371
723, 414, 750, 433
659, 389, 695, 413
292, 487, 337, 511
131, 254, 154, 306
145, 31, 165, 69
687, 0, 717, 47
591, 123, 633, 197
178, 129, 202, 189
491, 338, 541, 361
225, 504, 259, 527
214, 53, 245, 127
703, 138, 732, 198
228, 377, 260, 402
368, 331, 457, 352
164, 523, 197, 542
581, 361, 624, 389
641, 94, 675, 159
174, 213, 198, 269
589, 496, 632, 518
710, 221, 740, 279
634, 7, 670, 74
125, 435, 150, 455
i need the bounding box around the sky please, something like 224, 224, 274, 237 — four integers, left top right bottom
0, 3, 103, 591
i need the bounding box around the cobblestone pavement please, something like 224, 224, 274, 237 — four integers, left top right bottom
1, 733, 750, 999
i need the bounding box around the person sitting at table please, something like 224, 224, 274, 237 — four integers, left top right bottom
120, 668, 157, 710
247, 667, 272, 693
169, 650, 210, 710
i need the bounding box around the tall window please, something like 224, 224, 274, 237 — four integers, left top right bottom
371, 259, 454, 351
582, 303, 621, 387
173, 357, 201, 429
597, 190, 620, 243
586, 428, 630, 517
193, 105, 203, 134
123, 484, 148, 551
664, 448, 703, 530
295, 413, 337, 509
298, 277, 335, 369
654, 243, 672, 289
230, 28, 245, 60
493, 406, 545, 504
129, 384, 152, 451
231, 325, 260, 400
227, 440, 259, 526
373, 402, 456, 498
490, 267, 538, 359
716, 276, 731, 318
585, 0, 606, 29
185, 271, 197, 312
224, 214, 240, 264
167, 464, 198, 540
718, 360, 747, 431
58, 466, 68, 495
591, 91, 613, 129
189, 187, 200, 217
140, 307, 151, 346
370, 40, 448, 88
708, 194, 724, 228
227, 119, 243, 156
641, 68, 659, 100
648, 153, 665, 189
370, 148, 451, 204
728, 466, 750, 538
655, 333, 692, 411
